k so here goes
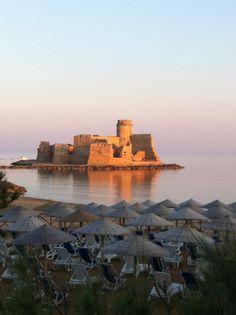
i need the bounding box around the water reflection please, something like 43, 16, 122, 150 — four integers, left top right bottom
5, 156, 236, 205
36, 169, 160, 204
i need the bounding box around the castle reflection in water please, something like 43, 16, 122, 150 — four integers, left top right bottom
37, 169, 161, 204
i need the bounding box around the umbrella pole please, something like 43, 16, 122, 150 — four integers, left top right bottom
134, 256, 137, 278
182, 243, 188, 269
43, 245, 48, 273
101, 235, 104, 262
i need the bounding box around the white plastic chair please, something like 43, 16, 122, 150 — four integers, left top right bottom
120, 256, 146, 277
149, 272, 184, 301
162, 245, 181, 267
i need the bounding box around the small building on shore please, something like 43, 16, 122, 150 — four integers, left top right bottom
36, 120, 162, 166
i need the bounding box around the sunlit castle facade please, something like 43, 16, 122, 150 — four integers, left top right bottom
36, 120, 162, 166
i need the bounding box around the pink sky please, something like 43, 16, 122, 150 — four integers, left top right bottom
1, 1, 236, 155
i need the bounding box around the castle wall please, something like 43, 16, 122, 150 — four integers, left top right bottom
131, 134, 162, 163
74, 135, 119, 147
88, 143, 133, 165
133, 150, 146, 161
52, 144, 70, 164
88, 143, 114, 165
69, 146, 90, 164
37, 141, 53, 163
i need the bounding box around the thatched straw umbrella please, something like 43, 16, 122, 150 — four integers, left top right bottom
0, 206, 36, 223
103, 234, 168, 277
203, 200, 231, 210
41, 202, 74, 228
201, 215, 236, 240
130, 203, 148, 213
204, 206, 232, 220
155, 225, 213, 267
228, 202, 236, 211
166, 207, 209, 226
15, 224, 76, 271
141, 204, 175, 218
127, 213, 173, 236
89, 205, 114, 217
179, 199, 203, 208
4, 215, 44, 232
176, 204, 206, 215
142, 200, 156, 207
74, 218, 129, 261
111, 200, 131, 209
105, 206, 140, 225
158, 199, 179, 208
84, 202, 100, 212
63, 209, 96, 227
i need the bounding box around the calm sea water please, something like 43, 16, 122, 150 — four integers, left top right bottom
1, 154, 236, 205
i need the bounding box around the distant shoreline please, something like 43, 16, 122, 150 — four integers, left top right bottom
0, 163, 184, 171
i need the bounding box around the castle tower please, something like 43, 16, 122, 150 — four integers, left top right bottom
116, 120, 133, 146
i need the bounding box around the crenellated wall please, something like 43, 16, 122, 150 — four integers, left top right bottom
74, 135, 119, 148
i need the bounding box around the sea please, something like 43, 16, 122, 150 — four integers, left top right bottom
1, 153, 236, 205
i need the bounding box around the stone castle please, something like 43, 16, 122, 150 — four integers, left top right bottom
36, 120, 162, 166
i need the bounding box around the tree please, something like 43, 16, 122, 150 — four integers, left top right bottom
0, 171, 26, 209
181, 240, 236, 315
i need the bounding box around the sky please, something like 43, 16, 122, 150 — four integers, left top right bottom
0, 0, 236, 156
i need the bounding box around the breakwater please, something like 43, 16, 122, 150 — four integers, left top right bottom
0, 163, 184, 171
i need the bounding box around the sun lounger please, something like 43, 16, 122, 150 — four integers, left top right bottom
99, 263, 126, 292
53, 247, 75, 271
68, 263, 100, 285
63, 242, 79, 257
40, 275, 67, 306
78, 247, 97, 269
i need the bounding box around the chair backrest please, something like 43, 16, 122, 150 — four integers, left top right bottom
78, 247, 92, 264
187, 244, 198, 260
85, 235, 97, 247
55, 247, 71, 261
181, 272, 198, 289
99, 263, 116, 284
162, 245, 178, 258
124, 256, 134, 269
150, 257, 165, 272
71, 263, 88, 281
148, 233, 155, 240
63, 242, 75, 255
0, 243, 9, 257
154, 272, 171, 287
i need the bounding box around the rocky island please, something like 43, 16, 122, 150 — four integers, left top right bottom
4, 120, 183, 171
34, 120, 183, 171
